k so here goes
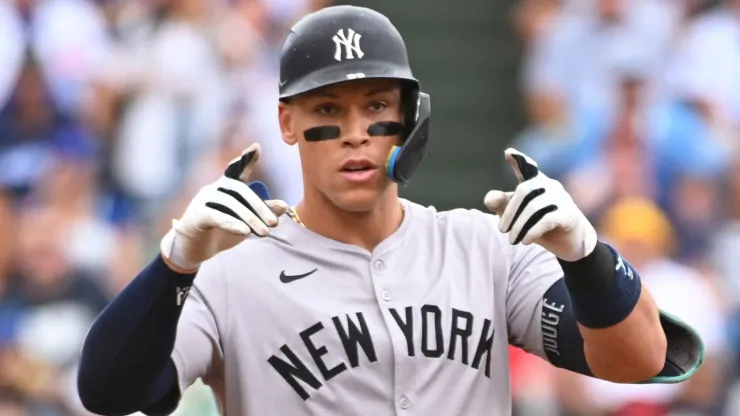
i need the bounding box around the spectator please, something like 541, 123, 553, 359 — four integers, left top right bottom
510, 0, 564, 50
102, 0, 230, 218
217, 0, 304, 205
522, 0, 678, 123
0, 204, 109, 415
666, 0, 740, 149
0, 55, 97, 200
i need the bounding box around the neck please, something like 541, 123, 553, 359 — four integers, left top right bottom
294, 187, 404, 252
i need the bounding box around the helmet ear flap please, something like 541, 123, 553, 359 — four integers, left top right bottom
386, 92, 431, 184
401, 84, 420, 140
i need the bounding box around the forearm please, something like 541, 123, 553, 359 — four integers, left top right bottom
559, 242, 666, 382
77, 254, 193, 415
579, 288, 666, 382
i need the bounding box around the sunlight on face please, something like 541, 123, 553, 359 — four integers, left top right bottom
278, 78, 403, 212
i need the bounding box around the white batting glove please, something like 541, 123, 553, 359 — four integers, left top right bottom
160, 143, 289, 272
484, 148, 597, 262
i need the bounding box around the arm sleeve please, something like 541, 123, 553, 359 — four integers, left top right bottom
505, 242, 563, 359
77, 254, 225, 416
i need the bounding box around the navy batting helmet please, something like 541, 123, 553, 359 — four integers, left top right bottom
278, 5, 431, 185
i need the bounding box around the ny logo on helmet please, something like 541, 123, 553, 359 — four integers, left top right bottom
333, 28, 364, 62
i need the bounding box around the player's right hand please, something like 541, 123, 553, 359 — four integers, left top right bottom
160, 143, 289, 272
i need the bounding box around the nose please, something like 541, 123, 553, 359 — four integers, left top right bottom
341, 108, 370, 148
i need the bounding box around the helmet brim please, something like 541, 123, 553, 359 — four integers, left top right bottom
279, 60, 418, 100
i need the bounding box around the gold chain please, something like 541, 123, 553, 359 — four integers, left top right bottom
288, 206, 303, 225
288, 203, 405, 227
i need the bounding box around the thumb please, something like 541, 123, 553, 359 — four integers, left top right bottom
484, 190, 513, 216
224, 143, 261, 182
265, 199, 289, 218
504, 148, 539, 183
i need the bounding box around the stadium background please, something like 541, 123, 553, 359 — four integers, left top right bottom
0, 0, 738, 415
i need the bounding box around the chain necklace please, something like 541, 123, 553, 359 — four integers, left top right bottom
287, 203, 405, 227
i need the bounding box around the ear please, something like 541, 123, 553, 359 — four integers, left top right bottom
278, 102, 298, 146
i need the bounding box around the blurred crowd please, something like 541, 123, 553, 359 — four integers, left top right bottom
509, 0, 740, 415
1, 0, 739, 415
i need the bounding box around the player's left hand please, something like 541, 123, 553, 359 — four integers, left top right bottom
484, 148, 597, 262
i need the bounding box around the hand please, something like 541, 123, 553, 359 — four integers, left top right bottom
160, 143, 289, 271
484, 148, 597, 262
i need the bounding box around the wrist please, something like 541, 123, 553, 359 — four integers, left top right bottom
559, 242, 642, 329
558, 214, 598, 262
160, 228, 201, 274
558, 241, 615, 294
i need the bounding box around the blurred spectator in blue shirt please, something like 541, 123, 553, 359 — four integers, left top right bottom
0, 55, 98, 201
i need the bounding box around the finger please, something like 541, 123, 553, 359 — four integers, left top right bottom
224, 143, 261, 182
508, 194, 558, 245
504, 186, 546, 235
520, 210, 562, 246
205, 190, 270, 236
266, 199, 289, 218
497, 188, 525, 233
200, 208, 250, 236
216, 177, 279, 227
498, 182, 542, 234
484, 190, 512, 216
504, 148, 539, 183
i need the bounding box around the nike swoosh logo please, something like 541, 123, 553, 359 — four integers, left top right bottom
280, 268, 318, 283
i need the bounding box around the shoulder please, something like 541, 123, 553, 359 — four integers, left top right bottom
405, 200, 512, 251
214, 230, 292, 270
406, 200, 499, 230
192, 220, 296, 290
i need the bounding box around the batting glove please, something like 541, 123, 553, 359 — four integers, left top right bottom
484, 148, 597, 262
160, 143, 289, 272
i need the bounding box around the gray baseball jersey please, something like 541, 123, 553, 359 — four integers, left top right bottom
172, 198, 563, 415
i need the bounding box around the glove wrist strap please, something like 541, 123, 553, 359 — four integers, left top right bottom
160, 228, 201, 273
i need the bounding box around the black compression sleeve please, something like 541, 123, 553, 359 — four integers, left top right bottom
77, 254, 196, 416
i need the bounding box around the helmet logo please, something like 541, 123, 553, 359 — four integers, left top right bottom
333, 29, 364, 62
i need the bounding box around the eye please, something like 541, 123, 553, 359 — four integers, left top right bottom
369, 101, 388, 112
315, 103, 339, 116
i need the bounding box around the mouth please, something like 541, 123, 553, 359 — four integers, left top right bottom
339, 158, 378, 173
339, 158, 380, 182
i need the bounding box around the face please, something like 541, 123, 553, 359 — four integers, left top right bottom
619, 77, 645, 111
278, 78, 403, 212
597, 0, 624, 21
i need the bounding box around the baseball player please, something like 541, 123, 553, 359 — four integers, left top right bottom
77, 5, 703, 416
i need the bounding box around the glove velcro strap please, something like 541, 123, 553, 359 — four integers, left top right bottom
559, 242, 642, 329
160, 227, 201, 273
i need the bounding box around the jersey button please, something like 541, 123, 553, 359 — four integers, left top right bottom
399, 396, 410, 409
374, 260, 385, 271
381, 290, 392, 301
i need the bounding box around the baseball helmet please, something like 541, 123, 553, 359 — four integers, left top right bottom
279, 5, 431, 185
